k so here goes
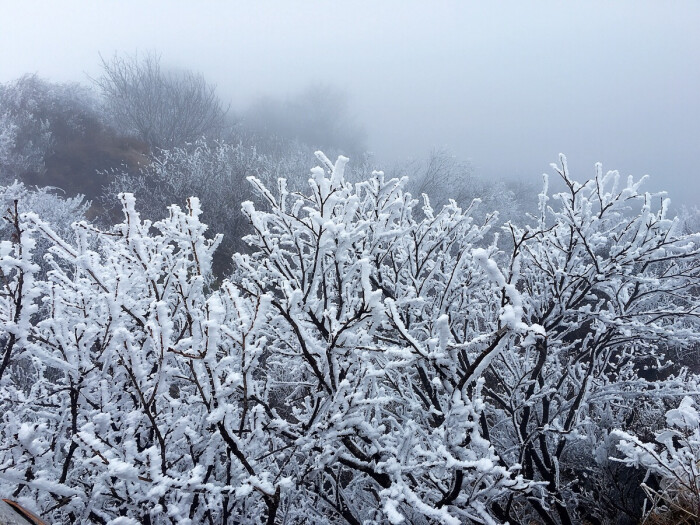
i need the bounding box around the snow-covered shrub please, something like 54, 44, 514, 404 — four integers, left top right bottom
0, 152, 698, 524
0, 182, 89, 239
615, 396, 700, 524
234, 152, 536, 523
103, 138, 272, 272
0, 181, 90, 408
0, 181, 89, 283
472, 156, 700, 524
1, 153, 532, 524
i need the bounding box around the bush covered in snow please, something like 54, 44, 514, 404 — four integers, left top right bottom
0, 153, 699, 524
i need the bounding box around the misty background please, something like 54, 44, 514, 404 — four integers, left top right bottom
1, 0, 699, 205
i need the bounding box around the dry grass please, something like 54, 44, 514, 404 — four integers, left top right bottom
641, 483, 700, 525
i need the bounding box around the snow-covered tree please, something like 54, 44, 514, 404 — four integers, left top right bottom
0, 182, 90, 281
103, 138, 375, 275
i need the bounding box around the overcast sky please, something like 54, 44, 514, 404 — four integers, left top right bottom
1, 1, 698, 206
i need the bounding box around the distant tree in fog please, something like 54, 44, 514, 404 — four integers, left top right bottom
243, 84, 366, 158
0, 112, 16, 175
679, 206, 700, 235
0, 76, 56, 180
400, 148, 537, 228
403, 149, 475, 204
0, 74, 106, 182
94, 53, 228, 149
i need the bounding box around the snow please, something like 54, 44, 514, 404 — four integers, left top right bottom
384, 499, 405, 524
665, 396, 699, 429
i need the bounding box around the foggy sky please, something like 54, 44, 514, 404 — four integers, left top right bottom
1, 1, 698, 206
